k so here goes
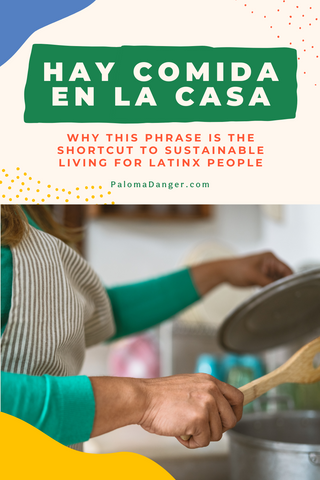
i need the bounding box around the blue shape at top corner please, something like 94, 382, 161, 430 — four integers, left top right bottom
0, 0, 96, 67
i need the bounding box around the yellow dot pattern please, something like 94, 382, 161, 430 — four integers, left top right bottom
0, 168, 115, 205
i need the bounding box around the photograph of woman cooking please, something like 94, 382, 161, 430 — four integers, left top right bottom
3, 203, 320, 480
1, 204, 295, 455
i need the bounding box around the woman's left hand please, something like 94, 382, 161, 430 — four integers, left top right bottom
221, 251, 293, 288
191, 251, 293, 295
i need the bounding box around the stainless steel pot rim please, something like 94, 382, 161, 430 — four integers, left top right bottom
227, 411, 320, 453
228, 430, 320, 454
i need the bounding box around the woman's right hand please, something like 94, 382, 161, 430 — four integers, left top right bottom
90, 373, 243, 449
139, 373, 243, 448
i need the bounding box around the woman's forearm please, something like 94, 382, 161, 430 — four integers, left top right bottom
107, 268, 200, 340
89, 377, 145, 437
87, 376, 159, 438
189, 261, 227, 296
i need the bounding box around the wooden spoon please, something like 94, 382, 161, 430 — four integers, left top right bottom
181, 336, 320, 441
240, 335, 320, 405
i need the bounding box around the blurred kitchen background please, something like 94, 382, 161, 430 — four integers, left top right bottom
52, 204, 320, 479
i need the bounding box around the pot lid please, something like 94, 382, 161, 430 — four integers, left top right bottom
218, 268, 320, 353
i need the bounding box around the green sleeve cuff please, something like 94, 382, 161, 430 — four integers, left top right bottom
1, 372, 95, 446
108, 267, 201, 340
53, 375, 95, 446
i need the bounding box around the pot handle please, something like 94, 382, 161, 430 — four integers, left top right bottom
309, 453, 320, 466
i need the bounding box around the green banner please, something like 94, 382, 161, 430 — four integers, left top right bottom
24, 44, 297, 123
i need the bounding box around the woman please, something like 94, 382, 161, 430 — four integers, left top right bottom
1, 205, 292, 451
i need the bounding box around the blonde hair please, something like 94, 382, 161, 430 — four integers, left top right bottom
1, 205, 82, 247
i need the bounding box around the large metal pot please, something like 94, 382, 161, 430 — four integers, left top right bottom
228, 411, 320, 480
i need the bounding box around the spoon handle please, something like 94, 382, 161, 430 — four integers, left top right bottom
239, 367, 286, 405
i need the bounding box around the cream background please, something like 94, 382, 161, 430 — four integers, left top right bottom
0, 0, 319, 204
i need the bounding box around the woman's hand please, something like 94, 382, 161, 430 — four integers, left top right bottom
221, 251, 293, 288
139, 373, 243, 449
89, 374, 243, 449
191, 251, 293, 295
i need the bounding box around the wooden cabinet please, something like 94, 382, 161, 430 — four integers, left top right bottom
86, 205, 212, 220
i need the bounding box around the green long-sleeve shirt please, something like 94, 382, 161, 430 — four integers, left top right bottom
1, 213, 200, 446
